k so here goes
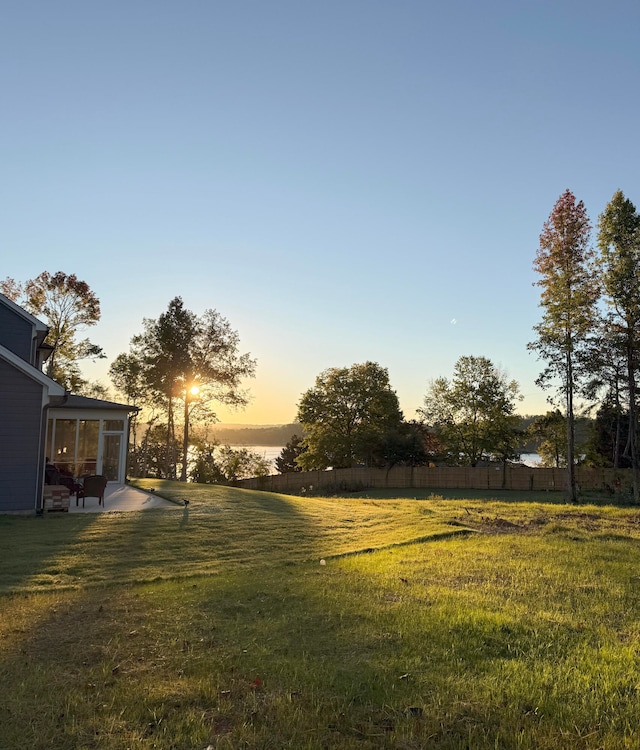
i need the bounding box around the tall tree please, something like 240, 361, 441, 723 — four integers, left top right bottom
122, 297, 256, 480
418, 355, 522, 467
1, 271, 104, 390
109, 351, 147, 475
597, 190, 640, 502
528, 190, 600, 502
297, 362, 404, 470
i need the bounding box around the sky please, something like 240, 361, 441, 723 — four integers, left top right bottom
2, 1, 640, 424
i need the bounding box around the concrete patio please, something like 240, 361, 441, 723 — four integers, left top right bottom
69, 483, 175, 513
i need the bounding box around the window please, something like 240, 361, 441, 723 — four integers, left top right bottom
77, 420, 99, 476
53, 420, 77, 475
104, 420, 124, 431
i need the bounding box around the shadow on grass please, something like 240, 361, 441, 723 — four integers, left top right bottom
0, 504, 177, 595
345, 486, 638, 507
132, 479, 307, 517
2, 494, 640, 748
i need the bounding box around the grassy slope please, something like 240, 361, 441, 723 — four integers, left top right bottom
1, 481, 640, 749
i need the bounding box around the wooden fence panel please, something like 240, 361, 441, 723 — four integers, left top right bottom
237, 465, 635, 495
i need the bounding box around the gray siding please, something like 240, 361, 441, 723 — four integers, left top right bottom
0, 304, 33, 362
0, 359, 43, 511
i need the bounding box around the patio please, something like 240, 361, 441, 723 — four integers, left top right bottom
68, 484, 175, 513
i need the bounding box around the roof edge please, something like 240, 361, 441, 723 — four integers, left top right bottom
0, 342, 66, 396
0, 292, 48, 333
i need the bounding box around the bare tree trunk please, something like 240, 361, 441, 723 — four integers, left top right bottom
566, 355, 577, 503
141, 425, 151, 478
627, 340, 639, 503
180, 395, 189, 482
166, 396, 176, 479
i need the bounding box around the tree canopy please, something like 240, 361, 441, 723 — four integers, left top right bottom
418, 355, 522, 466
296, 362, 404, 470
528, 190, 600, 501
1, 271, 104, 391
596, 190, 640, 500
113, 297, 256, 480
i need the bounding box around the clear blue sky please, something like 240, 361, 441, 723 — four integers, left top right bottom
2, 1, 639, 423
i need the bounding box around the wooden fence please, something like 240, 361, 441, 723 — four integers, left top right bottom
235, 465, 633, 495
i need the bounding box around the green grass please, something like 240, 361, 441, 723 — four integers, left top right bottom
1, 481, 640, 748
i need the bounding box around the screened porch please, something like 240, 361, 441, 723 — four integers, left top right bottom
46, 396, 137, 485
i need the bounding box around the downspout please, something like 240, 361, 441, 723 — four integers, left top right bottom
36, 403, 49, 515
125, 406, 140, 483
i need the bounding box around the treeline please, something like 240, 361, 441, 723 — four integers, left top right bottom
275, 358, 602, 476
8, 189, 639, 500
518, 415, 591, 454
528, 189, 640, 501
208, 424, 301, 446
207, 419, 590, 453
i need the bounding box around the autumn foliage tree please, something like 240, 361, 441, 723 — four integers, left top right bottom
1, 271, 104, 391
528, 190, 600, 501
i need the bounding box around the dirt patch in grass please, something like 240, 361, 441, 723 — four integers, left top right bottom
450, 508, 638, 537
449, 510, 537, 535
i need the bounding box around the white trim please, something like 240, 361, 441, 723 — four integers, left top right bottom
49, 408, 130, 420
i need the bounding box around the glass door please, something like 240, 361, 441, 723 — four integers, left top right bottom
102, 434, 122, 481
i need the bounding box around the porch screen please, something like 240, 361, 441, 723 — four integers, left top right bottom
52, 419, 77, 475
77, 420, 99, 476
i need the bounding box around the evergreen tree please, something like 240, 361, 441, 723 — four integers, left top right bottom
597, 190, 640, 501
275, 434, 305, 473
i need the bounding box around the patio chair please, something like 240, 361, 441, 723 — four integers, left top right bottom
77, 475, 108, 507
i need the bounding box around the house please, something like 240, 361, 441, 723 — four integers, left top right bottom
0, 292, 137, 513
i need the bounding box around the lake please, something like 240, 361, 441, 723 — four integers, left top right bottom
237, 447, 543, 473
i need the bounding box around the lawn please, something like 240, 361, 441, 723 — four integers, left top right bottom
1, 481, 640, 749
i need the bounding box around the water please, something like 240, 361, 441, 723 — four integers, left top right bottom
232, 445, 283, 473
520, 453, 541, 467
237, 447, 542, 472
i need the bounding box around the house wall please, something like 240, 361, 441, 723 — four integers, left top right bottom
0, 359, 44, 512
0, 304, 33, 363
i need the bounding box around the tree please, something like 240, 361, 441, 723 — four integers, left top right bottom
109, 352, 147, 475
596, 190, 640, 501
584, 399, 631, 469
296, 362, 404, 470
418, 355, 522, 466
121, 297, 256, 480
528, 410, 568, 467
528, 190, 600, 502
1, 271, 104, 390
371, 421, 430, 469
131, 422, 179, 479
216, 445, 271, 482
189, 443, 227, 484
275, 434, 306, 473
